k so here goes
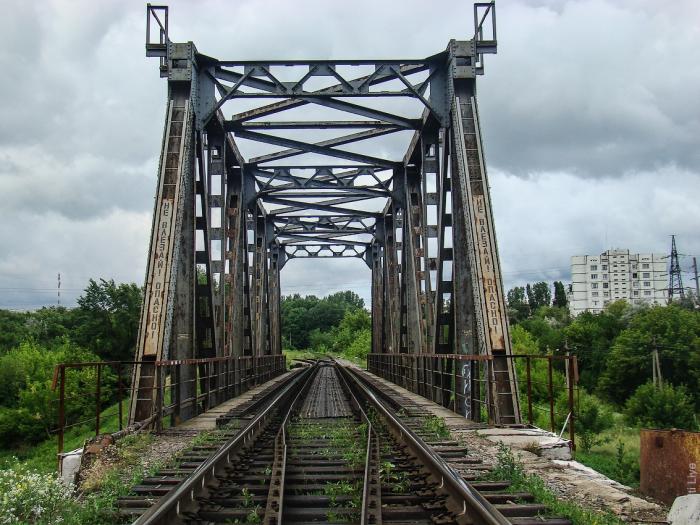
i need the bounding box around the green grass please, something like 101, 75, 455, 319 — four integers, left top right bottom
485, 442, 626, 525
282, 348, 366, 368
284, 348, 324, 367
576, 423, 640, 487
0, 431, 162, 525
421, 415, 451, 440
0, 398, 129, 474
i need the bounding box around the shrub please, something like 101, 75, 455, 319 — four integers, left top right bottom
0, 341, 111, 448
554, 390, 614, 452
345, 329, 371, 360
624, 382, 696, 429
0, 467, 76, 524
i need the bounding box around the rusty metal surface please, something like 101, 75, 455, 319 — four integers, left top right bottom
640, 429, 699, 504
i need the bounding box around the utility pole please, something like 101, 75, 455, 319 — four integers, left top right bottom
652, 337, 663, 388
57, 273, 61, 306
667, 235, 685, 303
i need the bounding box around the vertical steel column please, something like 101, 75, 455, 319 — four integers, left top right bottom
224, 164, 251, 357
382, 212, 401, 354
370, 239, 385, 355
449, 36, 521, 424
419, 126, 440, 354
251, 209, 270, 356
194, 131, 218, 361
400, 166, 425, 355
268, 237, 282, 356
206, 128, 227, 356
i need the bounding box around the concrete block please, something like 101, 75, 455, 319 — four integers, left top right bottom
668, 494, 700, 524
59, 448, 83, 485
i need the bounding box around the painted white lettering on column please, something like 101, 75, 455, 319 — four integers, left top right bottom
473, 195, 505, 350
144, 199, 173, 355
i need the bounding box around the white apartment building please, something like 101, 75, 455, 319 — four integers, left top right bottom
568, 249, 667, 315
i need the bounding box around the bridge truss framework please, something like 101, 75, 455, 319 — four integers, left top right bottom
130, 2, 521, 426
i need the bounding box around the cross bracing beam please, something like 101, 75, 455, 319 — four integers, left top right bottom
252, 167, 391, 192
240, 129, 398, 167
225, 64, 429, 124
264, 194, 382, 216
273, 215, 375, 228
280, 235, 369, 247
283, 243, 369, 260
133, 1, 520, 427
232, 121, 412, 130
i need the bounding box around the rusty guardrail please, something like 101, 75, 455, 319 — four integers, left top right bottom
368, 353, 578, 450
51, 354, 286, 464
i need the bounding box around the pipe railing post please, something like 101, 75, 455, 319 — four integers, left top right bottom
117, 363, 124, 431
95, 364, 102, 436
526, 357, 533, 425
568, 355, 576, 452
548, 356, 555, 432
57, 365, 66, 468
155, 363, 163, 433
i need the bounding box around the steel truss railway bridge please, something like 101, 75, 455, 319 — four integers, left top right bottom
130, 2, 521, 428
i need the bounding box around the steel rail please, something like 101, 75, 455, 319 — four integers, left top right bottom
341, 366, 511, 525
334, 362, 379, 525
132, 364, 316, 525
263, 363, 319, 524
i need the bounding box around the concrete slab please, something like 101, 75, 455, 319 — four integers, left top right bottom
668, 494, 700, 524
476, 426, 571, 460
59, 448, 83, 485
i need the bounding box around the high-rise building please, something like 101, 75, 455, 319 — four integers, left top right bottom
568, 249, 667, 315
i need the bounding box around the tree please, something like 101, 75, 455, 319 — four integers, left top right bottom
281, 291, 366, 350
507, 286, 529, 323
0, 310, 31, 353
331, 308, 371, 354
598, 305, 700, 406
72, 279, 142, 362
518, 306, 569, 353
553, 281, 568, 308
526, 284, 534, 311
625, 382, 696, 430
555, 390, 614, 452
0, 341, 106, 447
565, 301, 631, 392
530, 282, 552, 310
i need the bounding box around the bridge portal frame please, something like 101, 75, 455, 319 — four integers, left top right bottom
130, 2, 520, 426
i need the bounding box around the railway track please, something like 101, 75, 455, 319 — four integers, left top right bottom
123, 360, 573, 525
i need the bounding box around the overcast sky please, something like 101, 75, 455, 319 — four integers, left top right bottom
1, 0, 699, 310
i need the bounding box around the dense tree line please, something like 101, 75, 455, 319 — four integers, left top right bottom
507, 281, 699, 431
281, 291, 365, 349
281, 291, 371, 360
0, 279, 141, 448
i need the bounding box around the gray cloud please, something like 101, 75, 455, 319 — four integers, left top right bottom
0, 0, 699, 311
479, 0, 700, 176
491, 167, 700, 290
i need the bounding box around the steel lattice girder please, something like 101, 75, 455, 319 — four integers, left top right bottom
131, 2, 520, 427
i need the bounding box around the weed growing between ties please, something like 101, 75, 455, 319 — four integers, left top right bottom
379, 460, 410, 493
324, 479, 362, 522
421, 415, 451, 440
486, 443, 626, 525
287, 417, 365, 522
